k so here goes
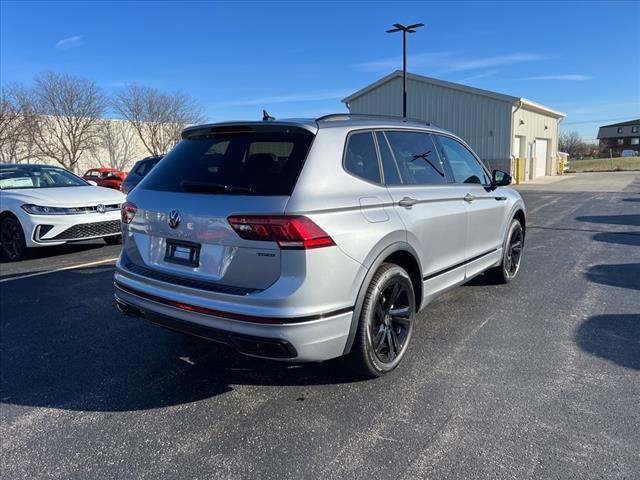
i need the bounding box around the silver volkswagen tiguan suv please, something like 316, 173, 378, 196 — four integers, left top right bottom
114, 114, 526, 377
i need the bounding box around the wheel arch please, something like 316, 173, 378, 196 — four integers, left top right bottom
342, 242, 422, 355
1, 210, 19, 221
513, 208, 526, 241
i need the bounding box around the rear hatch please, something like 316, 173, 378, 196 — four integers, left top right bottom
122, 123, 316, 292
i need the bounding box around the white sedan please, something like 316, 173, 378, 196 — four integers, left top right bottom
0, 163, 126, 261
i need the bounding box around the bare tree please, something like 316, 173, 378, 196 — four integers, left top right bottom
559, 131, 588, 158
90, 119, 137, 171
24, 72, 106, 172
0, 86, 36, 164
113, 84, 204, 156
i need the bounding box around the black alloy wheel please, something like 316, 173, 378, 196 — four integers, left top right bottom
349, 263, 415, 377
486, 218, 524, 284
504, 222, 523, 279
1, 216, 27, 261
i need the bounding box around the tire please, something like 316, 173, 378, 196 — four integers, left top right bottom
1, 216, 28, 261
347, 263, 416, 378
103, 235, 122, 245
486, 218, 524, 284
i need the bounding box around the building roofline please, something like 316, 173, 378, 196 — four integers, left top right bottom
342, 70, 565, 118
518, 98, 565, 118
598, 118, 640, 128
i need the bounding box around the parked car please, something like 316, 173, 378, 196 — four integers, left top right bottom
83, 167, 128, 191
121, 156, 163, 194
114, 115, 526, 377
621, 150, 637, 157
1, 163, 126, 261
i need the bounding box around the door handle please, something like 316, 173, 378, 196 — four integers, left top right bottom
398, 196, 417, 208
463, 193, 476, 203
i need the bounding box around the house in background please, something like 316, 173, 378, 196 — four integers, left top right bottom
597, 119, 640, 156
342, 71, 566, 180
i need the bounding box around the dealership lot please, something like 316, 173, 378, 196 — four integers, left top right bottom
1, 172, 639, 479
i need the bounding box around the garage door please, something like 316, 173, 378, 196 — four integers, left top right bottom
535, 139, 548, 177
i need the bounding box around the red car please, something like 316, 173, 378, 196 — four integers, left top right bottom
83, 168, 128, 191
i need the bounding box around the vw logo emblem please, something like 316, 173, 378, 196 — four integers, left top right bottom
168, 209, 181, 229
96, 204, 106, 214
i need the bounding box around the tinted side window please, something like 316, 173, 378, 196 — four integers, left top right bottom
344, 132, 381, 184
375, 132, 402, 185
385, 131, 446, 185
132, 161, 148, 176
437, 136, 490, 185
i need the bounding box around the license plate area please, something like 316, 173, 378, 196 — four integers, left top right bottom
164, 239, 201, 267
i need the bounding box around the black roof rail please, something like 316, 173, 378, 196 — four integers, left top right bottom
316, 113, 433, 126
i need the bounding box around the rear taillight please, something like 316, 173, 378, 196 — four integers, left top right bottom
121, 201, 137, 224
228, 215, 335, 250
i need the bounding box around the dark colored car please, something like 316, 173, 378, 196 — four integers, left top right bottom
121, 156, 163, 194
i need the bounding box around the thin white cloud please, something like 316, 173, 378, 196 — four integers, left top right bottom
55, 35, 83, 50
98, 81, 127, 88
352, 52, 452, 73
458, 69, 499, 83
521, 74, 591, 81
353, 52, 546, 74
210, 89, 353, 108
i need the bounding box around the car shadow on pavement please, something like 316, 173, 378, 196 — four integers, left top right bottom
622, 198, 640, 203
0, 241, 105, 264
585, 263, 640, 290
575, 314, 640, 370
0, 266, 362, 413
575, 214, 640, 227
592, 232, 640, 247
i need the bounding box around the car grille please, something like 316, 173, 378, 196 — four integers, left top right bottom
76, 203, 121, 214
52, 220, 121, 240
123, 261, 260, 296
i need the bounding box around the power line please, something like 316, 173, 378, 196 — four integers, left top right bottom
563, 116, 638, 125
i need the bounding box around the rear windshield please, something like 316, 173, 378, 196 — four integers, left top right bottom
139, 129, 314, 195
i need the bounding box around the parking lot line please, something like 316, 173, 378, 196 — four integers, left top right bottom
0, 257, 119, 283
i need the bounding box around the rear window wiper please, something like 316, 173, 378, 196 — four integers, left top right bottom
180, 181, 254, 193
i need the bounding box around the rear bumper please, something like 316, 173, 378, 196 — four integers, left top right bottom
115, 294, 298, 358
114, 281, 353, 362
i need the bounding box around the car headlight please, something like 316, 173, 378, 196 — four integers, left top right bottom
21, 204, 79, 215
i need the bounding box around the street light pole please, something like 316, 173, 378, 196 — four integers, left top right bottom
386, 23, 424, 118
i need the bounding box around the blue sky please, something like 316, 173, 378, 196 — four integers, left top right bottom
1, 0, 639, 141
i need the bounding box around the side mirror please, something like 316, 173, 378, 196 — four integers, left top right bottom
86, 180, 98, 186
492, 169, 512, 187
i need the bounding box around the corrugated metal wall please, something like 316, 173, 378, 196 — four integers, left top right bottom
347, 76, 513, 171
512, 106, 561, 177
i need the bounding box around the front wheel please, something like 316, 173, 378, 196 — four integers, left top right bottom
1, 216, 28, 261
103, 235, 122, 245
348, 263, 415, 378
486, 218, 524, 284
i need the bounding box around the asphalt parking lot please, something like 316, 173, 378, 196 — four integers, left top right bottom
1, 172, 639, 479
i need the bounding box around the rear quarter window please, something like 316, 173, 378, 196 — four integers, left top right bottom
344, 131, 381, 184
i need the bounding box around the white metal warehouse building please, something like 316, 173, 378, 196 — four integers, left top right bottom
342, 71, 566, 180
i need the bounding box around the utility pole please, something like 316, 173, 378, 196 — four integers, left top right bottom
386, 23, 424, 118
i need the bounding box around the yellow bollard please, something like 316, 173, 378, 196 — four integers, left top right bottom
559, 158, 565, 176
515, 157, 521, 185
